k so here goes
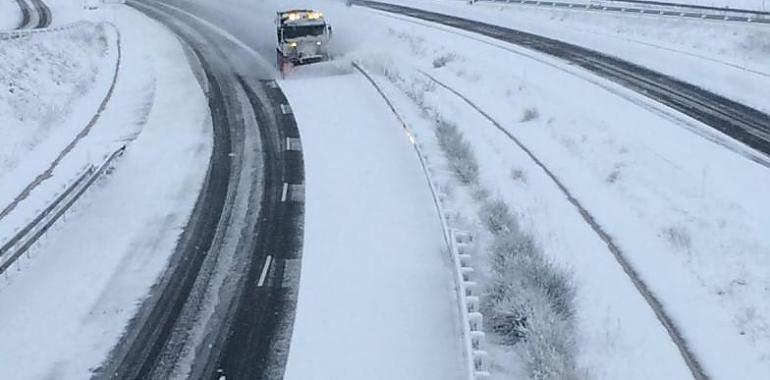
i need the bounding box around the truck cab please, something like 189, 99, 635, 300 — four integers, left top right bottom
276, 10, 332, 71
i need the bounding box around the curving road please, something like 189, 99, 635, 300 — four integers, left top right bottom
13, 0, 31, 29
29, 0, 51, 28
355, 0, 770, 161
95, 1, 304, 379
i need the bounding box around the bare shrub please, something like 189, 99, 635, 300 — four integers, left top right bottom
472, 186, 490, 202
479, 198, 517, 235
432, 53, 456, 68
662, 225, 692, 251
511, 167, 528, 184
435, 119, 479, 185
741, 31, 770, 55
606, 163, 625, 184
520, 107, 540, 123
481, 196, 579, 379
520, 299, 581, 380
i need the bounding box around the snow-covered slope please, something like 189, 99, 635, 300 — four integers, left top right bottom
282, 70, 465, 380
628, 0, 769, 11
386, 0, 770, 116
0, 22, 119, 246
0, 0, 21, 30
0, 5, 211, 379
300, 0, 770, 378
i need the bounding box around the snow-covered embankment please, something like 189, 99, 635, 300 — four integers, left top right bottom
0, 5, 212, 379
0, 0, 21, 30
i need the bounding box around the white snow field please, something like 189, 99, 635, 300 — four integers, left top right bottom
0, 0, 20, 30
0, 4, 211, 380
281, 70, 465, 380
299, 0, 770, 378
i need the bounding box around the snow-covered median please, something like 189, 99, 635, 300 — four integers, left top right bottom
0, 5, 212, 379
281, 70, 465, 380
295, 1, 770, 378
387, 0, 770, 117
0, 22, 121, 247
0, 0, 20, 30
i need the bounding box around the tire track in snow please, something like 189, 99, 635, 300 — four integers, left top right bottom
417, 70, 708, 380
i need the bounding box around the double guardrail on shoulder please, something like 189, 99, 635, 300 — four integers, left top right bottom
352, 62, 490, 379
475, 0, 770, 24
0, 146, 125, 275
0, 20, 91, 40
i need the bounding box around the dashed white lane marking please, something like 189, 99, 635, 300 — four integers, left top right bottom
280, 104, 292, 114
257, 255, 273, 287
281, 182, 289, 202
286, 137, 302, 151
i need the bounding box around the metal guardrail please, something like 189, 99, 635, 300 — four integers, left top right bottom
598, 0, 770, 15
0, 146, 125, 275
0, 20, 92, 40
352, 61, 490, 379
474, 0, 770, 24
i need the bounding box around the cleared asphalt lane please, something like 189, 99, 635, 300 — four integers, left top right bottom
96, 1, 304, 379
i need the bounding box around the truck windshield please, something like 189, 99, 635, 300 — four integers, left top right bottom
283, 24, 326, 40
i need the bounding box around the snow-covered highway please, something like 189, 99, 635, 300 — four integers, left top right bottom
2, 0, 770, 379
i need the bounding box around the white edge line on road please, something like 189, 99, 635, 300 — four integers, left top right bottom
257, 255, 273, 287
281, 182, 289, 202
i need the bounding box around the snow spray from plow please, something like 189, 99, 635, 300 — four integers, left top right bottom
353, 61, 490, 380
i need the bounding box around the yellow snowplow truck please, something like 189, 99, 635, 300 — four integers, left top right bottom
276, 9, 332, 73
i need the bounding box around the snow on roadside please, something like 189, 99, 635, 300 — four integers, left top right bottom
297, 1, 770, 378
368, 59, 694, 380
0, 0, 20, 30
349, 9, 770, 378
623, 0, 770, 11
0, 4, 212, 379
0, 22, 114, 204
349, 33, 692, 380
0, 21, 126, 249
384, 0, 770, 116
281, 71, 465, 380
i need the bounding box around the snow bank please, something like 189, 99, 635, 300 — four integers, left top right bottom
281, 72, 465, 380
387, 0, 770, 116
0, 0, 20, 30
0, 22, 111, 185
288, 1, 770, 378
0, 4, 212, 379
380, 65, 581, 379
